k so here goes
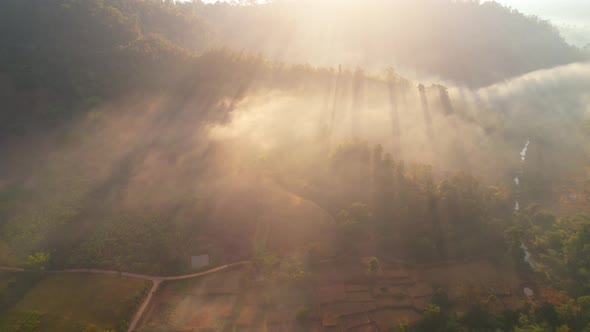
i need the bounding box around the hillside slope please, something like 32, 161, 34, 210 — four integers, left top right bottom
189, 0, 586, 87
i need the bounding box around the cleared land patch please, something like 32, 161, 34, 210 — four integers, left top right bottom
139, 268, 247, 331
140, 266, 314, 331
138, 258, 524, 331
0, 273, 150, 332
371, 308, 421, 330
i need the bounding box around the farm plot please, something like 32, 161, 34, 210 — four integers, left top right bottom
0, 273, 149, 332
139, 269, 247, 331
140, 267, 313, 331
313, 259, 525, 331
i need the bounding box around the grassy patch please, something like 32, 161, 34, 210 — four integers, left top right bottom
253, 219, 271, 255
0, 273, 150, 332
0, 272, 43, 313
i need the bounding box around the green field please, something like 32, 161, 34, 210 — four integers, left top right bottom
0, 273, 150, 332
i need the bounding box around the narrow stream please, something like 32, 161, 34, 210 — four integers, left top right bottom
514, 140, 529, 211
515, 139, 534, 268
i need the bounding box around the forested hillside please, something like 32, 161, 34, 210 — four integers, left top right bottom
187, 0, 586, 86
2, 1, 590, 331
0, 0, 588, 273
0, 0, 211, 137
1, 0, 587, 140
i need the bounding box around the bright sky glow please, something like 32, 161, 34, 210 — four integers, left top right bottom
486, 0, 589, 46
194, 0, 589, 46
197, 0, 589, 25
485, 0, 589, 25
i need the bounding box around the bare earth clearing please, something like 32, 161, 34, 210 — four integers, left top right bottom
138, 258, 525, 331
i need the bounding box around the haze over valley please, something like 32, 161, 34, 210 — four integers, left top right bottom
1, 1, 590, 331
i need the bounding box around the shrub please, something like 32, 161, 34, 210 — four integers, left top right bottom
296, 306, 310, 323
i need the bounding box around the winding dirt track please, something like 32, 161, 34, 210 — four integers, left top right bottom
1, 261, 249, 332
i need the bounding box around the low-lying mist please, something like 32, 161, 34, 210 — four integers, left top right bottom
210, 61, 590, 186
0, 61, 589, 269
